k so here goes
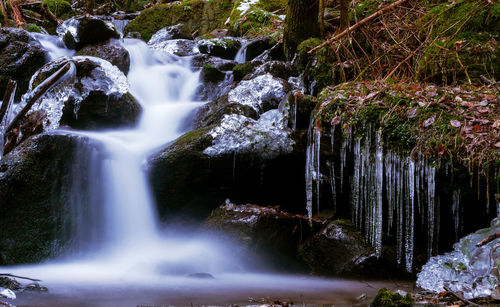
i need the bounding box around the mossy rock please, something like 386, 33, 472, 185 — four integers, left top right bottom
232, 62, 256, 81
42, 0, 73, 18
124, 0, 233, 41
371, 288, 413, 307
201, 64, 226, 82
24, 24, 42, 33
416, 0, 500, 84
230, 7, 283, 41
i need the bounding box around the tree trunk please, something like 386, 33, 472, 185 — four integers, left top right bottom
86, 0, 95, 14
319, 0, 325, 39
339, 0, 349, 30
283, 0, 320, 60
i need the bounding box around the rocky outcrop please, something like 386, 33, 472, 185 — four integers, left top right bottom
205, 202, 323, 271
77, 39, 131, 75
0, 28, 48, 99
57, 16, 120, 50
0, 133, 89, 264
197, 38, 241, 60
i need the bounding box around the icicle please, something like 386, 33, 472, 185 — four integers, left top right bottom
351, 137, 361, 227
427, 163, 436, 257
305, 119, 321, 219
328, 161, 337, 212
340, 127, 350, 191
330, 125, 335, 152
405, 158, 415, 272
452, 189, 461, 240
374, 129, 383, 256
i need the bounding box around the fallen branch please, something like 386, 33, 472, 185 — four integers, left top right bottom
476, 230, 500, 247
0, 80, 17, 125
6, 0, 25, 28
0, 273, 41, 282
40, 2, 60, 25
443, 286, 480, 306
308, 0, 409, 54
6, 62, 72, 134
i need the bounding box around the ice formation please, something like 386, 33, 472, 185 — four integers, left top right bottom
417, 216, 500, 299
304, 124, 439, 271
228, 73, 287, 113
148, 38, 199, 56
204, 109, 294, 159
236, 0, 260, 15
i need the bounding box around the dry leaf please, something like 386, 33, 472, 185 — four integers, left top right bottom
460, 101, 474, 108
495, 142, 500, 148
423, 115, 436, 127
418, 101, 426, 107
331, 116, 341, 125
493, 120, 500, 129
436, 143, 445, 156
479, 100, 489, 106
455, 96, 463, 103
473, 124, 483, 133
408, 108, 418, 119
450, 119, 461, 127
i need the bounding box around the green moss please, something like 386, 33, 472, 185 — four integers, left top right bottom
232, 62, 255, 81
0, 4, 5, 25
24, 24, 42, 33
416, 0, 500, 84
371, 288, 413, 307
124, 0, 233, 41
42, 0, 73, 18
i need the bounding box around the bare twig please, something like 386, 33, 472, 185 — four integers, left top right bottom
443, 286, 480, 306
6, 62, 72, 134
0, 273, 41, 282
309, 0, 409, 54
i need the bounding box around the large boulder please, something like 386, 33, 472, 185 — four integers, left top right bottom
148, 38, 199, 57
57, 16, 120, 50
205, 202, 324, 271
77, 39, 130, 75
30, 56, 141, 130
148, 109, 301, 220
4, 56, 141, 154
0, 133, 93, 264
197, 38, 241, 60
0, 28, 48, 99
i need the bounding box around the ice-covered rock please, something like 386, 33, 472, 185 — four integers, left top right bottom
204, 109, 294, 159
197, 38, 242, 60
57, 16, 120, 50
227, 73, 289, 113
16, 56, 138, 131
148, 39, 199, 56
148, 24, 191, 45
77, 39, 130, 74
417, 217, 500, 299
0, 287, 15, 300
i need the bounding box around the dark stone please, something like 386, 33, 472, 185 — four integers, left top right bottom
0, 28, 48, 99
191, 54, 236, 71
187, 272, 215, 279
204, 202, 324, 271
246, 61, 295, 81
243, 37, 272, 62
32, 57, 142, 130
77, 39, 131, 75
193, 94, 258, 129
252, 42, 285, 62
60, 16, 120, 50
147, 127, 305, 221
61, 91, 141, 130
201, 65, 226, 83
0, 133, 88, 264
298, 220, 378, 276
197, 38, 241, 60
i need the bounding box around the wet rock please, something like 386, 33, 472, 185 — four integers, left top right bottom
0, 133, 88, 264
148, 121, 303, 219
194, 94, 258, 128
148, 39, 199, 56
3, 56, 140, 153
57, 16, 120, 50
0, 28, 48, 99
77, 39, 131, 75
246, 61, 295, 81
298, 220, 382, 276
205, 202, 324, 271
197, 38, 241, 60
148, 24, 192, 43
191, 54, 236, 71
227, 73, 291, 114
242, 37, 272, 62
252, 42, 285, 62
200, 65, 226, 83
232, 62, 260, 82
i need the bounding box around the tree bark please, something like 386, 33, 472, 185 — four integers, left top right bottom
339, 0, 349, 30
283, 0, 320, 60
7, 0, 25, 27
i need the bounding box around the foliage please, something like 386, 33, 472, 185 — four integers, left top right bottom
42, 0, 73, 18
316, 81, 500, 172
371, 288, 413, 307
